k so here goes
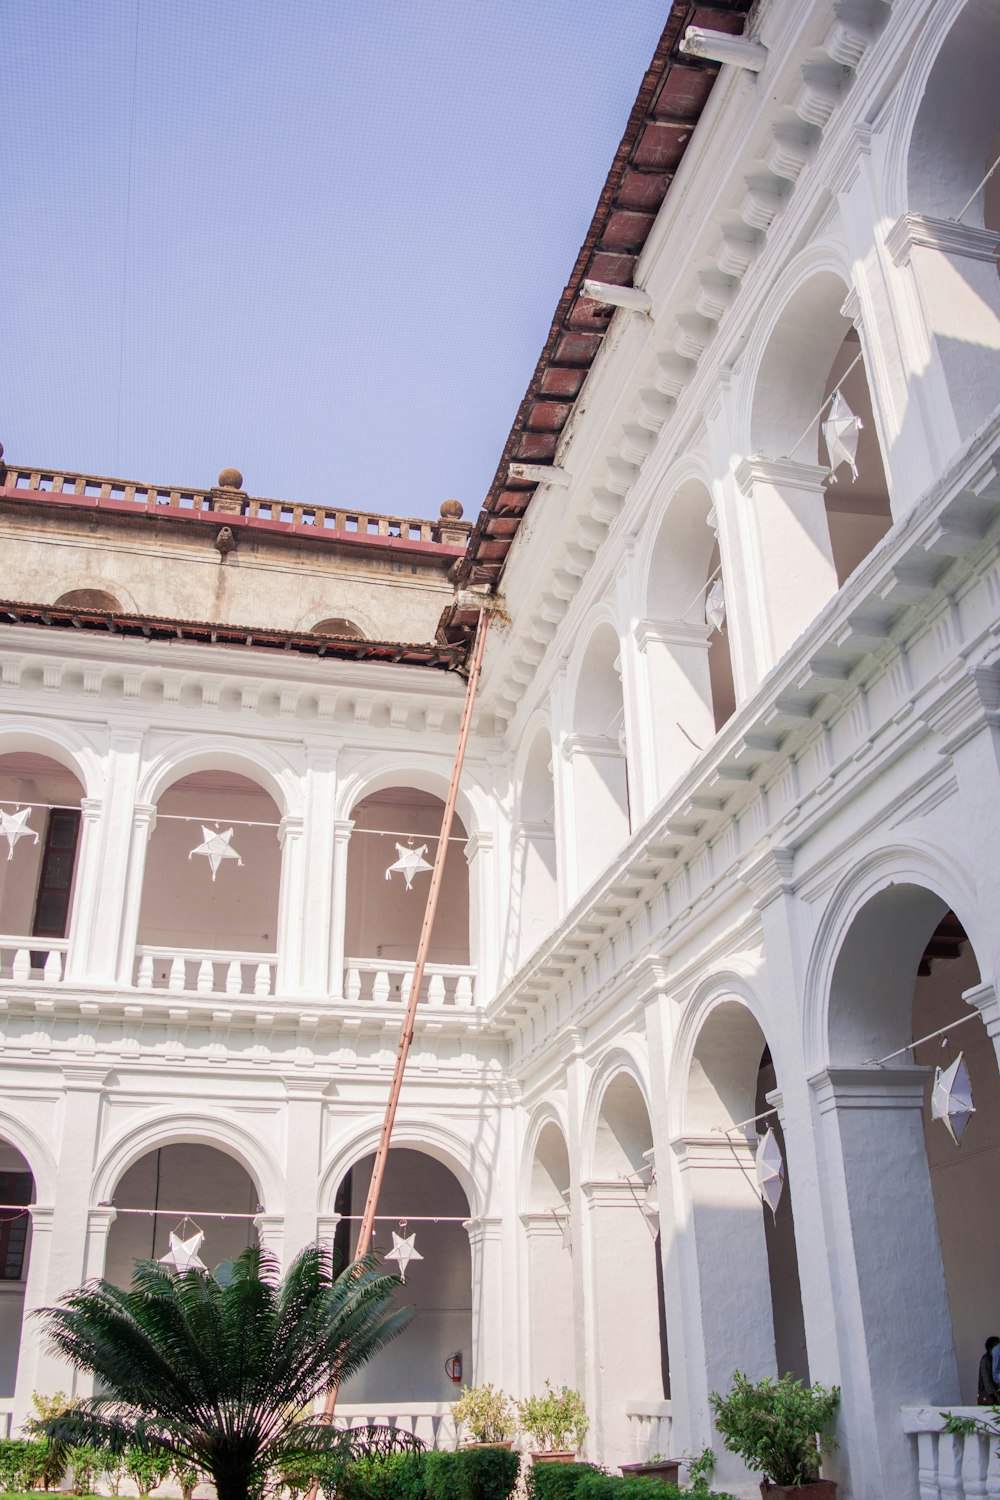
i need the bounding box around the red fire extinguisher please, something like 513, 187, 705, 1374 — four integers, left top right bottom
445, 1352, 463, 1384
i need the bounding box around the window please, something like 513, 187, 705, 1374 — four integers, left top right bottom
0, 1172, 32, 1280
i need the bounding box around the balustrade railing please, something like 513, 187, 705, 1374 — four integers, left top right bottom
624, 1401, 673, 1463
343, 959, 476, 1008
134, 947, 276, 999
1, 466, 468, 545
0, 936, 68, 985
331, 1402, 457, 1450
903, 1406, 1000, 1499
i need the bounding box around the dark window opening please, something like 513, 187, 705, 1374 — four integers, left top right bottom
0, 1172, 33, 1280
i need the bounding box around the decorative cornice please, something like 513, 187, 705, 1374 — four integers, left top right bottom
738, 846, 796, 910
885, 213, 1000, 269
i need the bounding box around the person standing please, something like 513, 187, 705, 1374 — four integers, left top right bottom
979, 1336, 1000, 1405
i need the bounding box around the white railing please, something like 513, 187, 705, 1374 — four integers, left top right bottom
343, 959, 477, 1008
903, 1406, 1000, 1499
134, 947, 276, 998
0, 935, 69, 985
624, 1400, 673, 1461
331, 1401, 458, 1451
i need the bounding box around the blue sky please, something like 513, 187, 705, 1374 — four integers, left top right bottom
1, 1, 667, 520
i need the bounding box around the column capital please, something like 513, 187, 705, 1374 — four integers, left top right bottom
735, 456, 830, 495
80, 797, 103, 822
670, 1134, 757, 1172
519, 1210, 570, 1240
61, 1065, 110, 1092
738, 846, 796, 910
634, 618, 712, 653
809, 1064, 930, 1114
86, 1205, 118, 1234
27, 1205, 55, 1233
284, 1072, 332, 1102
886, 212, 1000, 269
464, 830, 494, 864
132, 802, 157, 830
278, 814, 305, 845
463, 1215, 503, 1247
333, 818, 355, 845
965, 981, 1000, 1039
316, 1213, 342, 1241
580, 1179, 646, 1209
919, 664, 1000, 756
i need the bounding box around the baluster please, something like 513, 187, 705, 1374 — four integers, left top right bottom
168, 955, 186, 991
42, 948, 62, 984
940, 1431, 963, 1500
965, 1430, 989, 1500
372, 970, 390, 1004
225, 960, 243, 995
196, 959, 214, 994
345, 967, 361, 1003
12, 949, 30, 983
254, 963, 272, 997
428, 973, 445, 1007
400, 972, 412, 1005
137, 953, 154, 989
455, 974, 472, 1008
986, 1432, 1000, 1499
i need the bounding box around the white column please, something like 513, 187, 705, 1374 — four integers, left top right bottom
113, 803, 156, 986
274, 814, 306, 995
810, 1066, 957, 1500
280, 1075, 326, 1262
253, 1213, 286, 1262
632, 620, 714, 807
328, 819, 354, 1001
64, 798, 103, 981
562, 737, 629, 898
465, 830, 497, 1002
511, 822, 558, 967
965, 981, 1000, 1076
81, 1204, 118, 1281
84, 730, 145, 984
464, 1215, 503, 1386
297, 748, 339, 997
732, 458, 839, 671
11, 1205, 54, 1425
521, 1212, 575, 1389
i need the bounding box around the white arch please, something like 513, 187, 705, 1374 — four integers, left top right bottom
667, 957, 771, 1139
0, 723, 103, 801
581, 1045, 653, 1183
0, 1110, 58, 1203
92, 1111, 284, 1211
137, 736, 301, 815
632, 452, 718, 619
802, 836, 985, 1076
318, 1116, 489, 1220
564, 613, 625, 738
335, 755, 484, 836
51, 578, 139, 613
512, 713, 555, 823
519, 1101, 572, 1214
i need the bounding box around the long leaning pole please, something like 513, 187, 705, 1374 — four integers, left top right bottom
318, 606, 491, 1425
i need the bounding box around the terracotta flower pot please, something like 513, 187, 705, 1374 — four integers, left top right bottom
760, 1482, 837, 1499
465, 1442, 515, 1450
530, 1451, 577, 1464
619, 1460, 681, 1484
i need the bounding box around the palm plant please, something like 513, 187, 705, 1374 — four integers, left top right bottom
35, 1243, 413, 1500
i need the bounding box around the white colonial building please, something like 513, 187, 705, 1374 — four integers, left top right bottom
0, 1, 998, 1495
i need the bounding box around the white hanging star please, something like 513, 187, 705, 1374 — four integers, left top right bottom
823, 390, 863, 483
384, 1230, 423, 1282
755, 1127, 785, 1218
0, 808, 38, 861
385, 842, 432, 890
188, 826, 244, 881
160, 1229, 207, 1272
705, 578, 726, 633
931, 1051, 975, 1146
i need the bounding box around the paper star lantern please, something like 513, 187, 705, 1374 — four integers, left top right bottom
755, 1127, 785, 1218
160, 1229, 207, 1272
384, 1230, 423, 1281
0, 808, 39, 861
705, 578, 726, 633
385, 842, 432, 890
189, 826, 244, 880
930, 1051, 975, 1145
823, 390, 863, 483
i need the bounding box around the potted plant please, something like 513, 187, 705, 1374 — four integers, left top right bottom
517, 1382, 588, 1462
619, 1451, 681, 1484
451, 1382, 518, 1447
708, 1372, 840, 1498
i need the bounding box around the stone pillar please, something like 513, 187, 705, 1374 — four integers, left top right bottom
280, 1075, 327, 1262
81, 730, 145, 984
511, 822, 558, 968
328, 819, 354, 1001
112, 802, 156, 986
520, 1212, 575, 1391
253, 1213, 286, 1262
562, 737, 629, 899
809, 1066, 957, 1500
81, 1204, 117, 1281
465, 830, 497, 1002
464, 1216, 503, 1386
632, 620, 714, 806
296, 749, 339, 998
11, 1205, 55, 1423
732, 458, 839, 671
274, 814, 306, 995
965, 981, 1000, 1073
64, 798, 104, 982
581, 1180, 663, 1473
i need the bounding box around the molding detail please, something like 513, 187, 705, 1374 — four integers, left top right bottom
635, 619, 712, 653
885, 213, 1000, 269
735, 457, 829, 495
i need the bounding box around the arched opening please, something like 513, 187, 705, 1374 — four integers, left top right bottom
827, 885, 999, 1423
643, 480, 736, 798
105, 1143, 261, 1285
568, 626, 629, 894
135, 769, 281, 995
311, 618, 366, 641
343, 788, 471, 1005
53, 589, 123, 612
683, 1003, 807, 1411
513, 730, 559, 967
587, 1072, 665, 1469
0, 1142, 35, 1399
819, 330, 892, 585
524, 1121, 574, 1389
0, 752, 84, 982
332, 1148, 471, 1402
904, 0, 1000, 439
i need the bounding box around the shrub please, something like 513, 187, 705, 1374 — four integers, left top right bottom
0, 1437, 48, 1492
171, 1457, 201, 1500
102, 1451, 128, 1496
708, 1371, 840, 1489
451, 1384, 518, 1445
331, 1449, 428, 1500
124, 1446, 172, 1498
516, 1384, 588, 1454
69, 1443, 102, 1495
526, 1459, 601, 1500
575, 1475, 735, 1500
26, 1391, 78, 1490
424, 1448, 520, 1500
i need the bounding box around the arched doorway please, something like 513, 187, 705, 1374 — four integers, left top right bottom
567, 626, 629, 895
0, 752, 84, 982
332, 1148, 471, 1402
343, 788, 472, 1006
105, 1144, 261, 1284
523, 1120, 574, 1389
0, 1142, 35, 1399
136, 769, 282, 996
